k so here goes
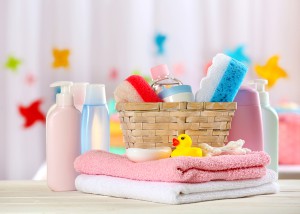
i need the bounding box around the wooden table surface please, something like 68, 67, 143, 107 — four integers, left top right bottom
0, 180, 300, 214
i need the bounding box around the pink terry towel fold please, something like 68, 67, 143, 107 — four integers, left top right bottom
74, 150, 270, 183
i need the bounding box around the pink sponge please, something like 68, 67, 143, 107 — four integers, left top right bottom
114, 75, 162, 103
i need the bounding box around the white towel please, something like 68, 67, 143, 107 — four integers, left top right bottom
75, 169, 279, 205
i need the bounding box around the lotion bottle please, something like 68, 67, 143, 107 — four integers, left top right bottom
46, 81, 81, 191
81, 84, 110, 154
228, 86, 264, 151
253, 79, 279, 173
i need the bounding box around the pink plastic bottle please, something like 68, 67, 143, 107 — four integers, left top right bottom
46, 81, 81, 191
228, 86, 264, 151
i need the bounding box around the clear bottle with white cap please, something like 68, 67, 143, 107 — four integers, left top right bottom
150, 64, 182, 94
46, 81, 81, 191
252, 79, 279, 173
81, 84, 110, 154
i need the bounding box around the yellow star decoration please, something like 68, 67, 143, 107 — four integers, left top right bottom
254, 55, 288, 88
52, 48, 70, 69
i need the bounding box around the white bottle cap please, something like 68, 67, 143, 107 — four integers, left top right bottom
72, 82, 89, 110
248, 79, 270, 106
84, 84, 107, 105
50, 81, 74, 106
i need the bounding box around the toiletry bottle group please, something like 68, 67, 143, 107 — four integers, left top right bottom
47, 81, 110, 191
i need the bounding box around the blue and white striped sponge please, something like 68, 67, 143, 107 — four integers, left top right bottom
196, 53, 248, 102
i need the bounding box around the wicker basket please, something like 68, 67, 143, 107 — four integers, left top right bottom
116, 102, 237, 149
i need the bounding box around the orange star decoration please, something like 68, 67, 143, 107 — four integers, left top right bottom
52, 48, 70, 69
254, 55, 288, 88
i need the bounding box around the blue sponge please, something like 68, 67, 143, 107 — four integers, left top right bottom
210, 57, 248, 102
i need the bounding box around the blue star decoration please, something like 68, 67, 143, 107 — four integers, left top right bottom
225, 45, 251, 64
154, 33, 167, 55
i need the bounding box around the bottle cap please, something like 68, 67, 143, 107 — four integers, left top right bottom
234, 86, 260, 106
84, 84, 107, 105
72, 82, 89, 110
253, 79, 269, 106
253, 79, 268, 92
50, 81, 74, 106
150, 64, 170, 81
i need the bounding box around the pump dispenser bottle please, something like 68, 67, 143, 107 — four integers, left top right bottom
252, 79, 279, 173
46, 81, 81, 191
81, 84, 110, 154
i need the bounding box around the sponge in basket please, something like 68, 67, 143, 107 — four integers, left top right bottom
196, 54, 248, 102
114, 75, 162, 103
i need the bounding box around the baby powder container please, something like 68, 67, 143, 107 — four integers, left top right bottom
228, 86, 264, 151
158, 85, 194, 102
81, 84, 110, 154
46, 81, 81, 191
150, 64, 182, 94
253, 79, 279, 173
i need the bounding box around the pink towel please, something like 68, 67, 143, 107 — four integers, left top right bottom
74, 150, 270, 183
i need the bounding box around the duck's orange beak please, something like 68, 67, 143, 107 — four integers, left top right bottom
173, 138, 180, 146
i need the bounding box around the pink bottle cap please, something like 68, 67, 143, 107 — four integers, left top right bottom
234, 86, 260, 106
150, 64, 170, 81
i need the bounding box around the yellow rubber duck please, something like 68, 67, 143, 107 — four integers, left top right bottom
171, 134, 203, 157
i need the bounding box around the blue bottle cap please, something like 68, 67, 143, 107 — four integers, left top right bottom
84, 84, 107, 105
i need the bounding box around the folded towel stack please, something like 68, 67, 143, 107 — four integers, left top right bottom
74, 151, 279, 204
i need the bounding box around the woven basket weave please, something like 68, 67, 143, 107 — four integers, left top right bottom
116, 102, 237, 149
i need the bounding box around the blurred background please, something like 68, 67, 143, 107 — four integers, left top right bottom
0, 0, 300, 180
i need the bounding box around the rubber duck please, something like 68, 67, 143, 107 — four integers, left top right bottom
171, 134, 203, 157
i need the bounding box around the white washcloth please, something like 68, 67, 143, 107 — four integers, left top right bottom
75, 169, 279, 204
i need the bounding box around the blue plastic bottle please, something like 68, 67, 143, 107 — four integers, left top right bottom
81, 84, 110, 154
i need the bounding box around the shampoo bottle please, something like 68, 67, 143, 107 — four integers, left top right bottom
81, 84, 110, 154
46, 81, 81, 191
228, 86, 264, 151
253, 79, 279, 173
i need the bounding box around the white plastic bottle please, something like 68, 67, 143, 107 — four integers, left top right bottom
253, 79, 279, 173
46, 81, 81, 191
81, 84, 110, 154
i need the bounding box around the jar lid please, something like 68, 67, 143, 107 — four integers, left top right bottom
158, 85, 192, 99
